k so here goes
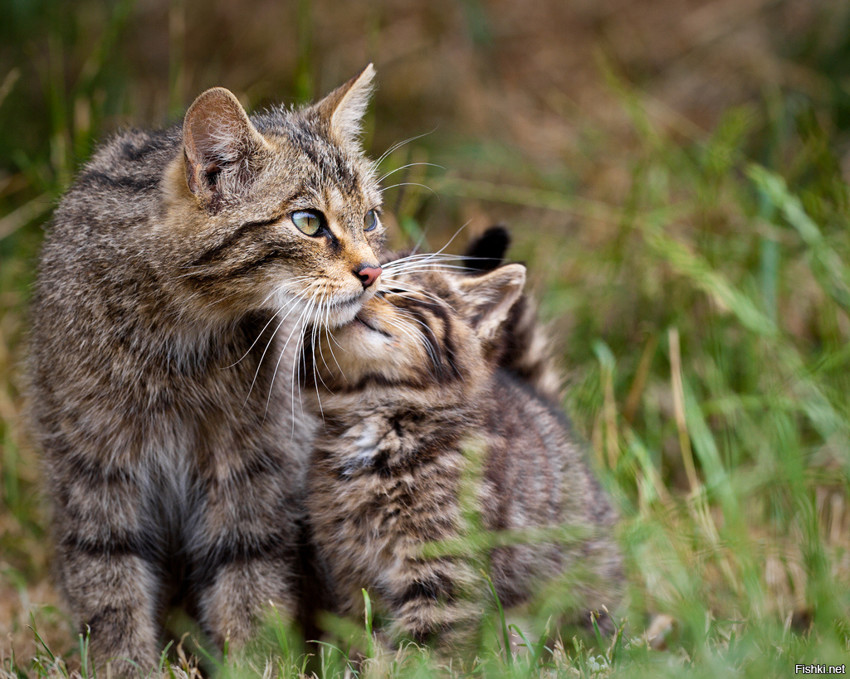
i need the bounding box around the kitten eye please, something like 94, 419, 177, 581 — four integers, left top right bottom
291, 210, 325, 236
364, 209, 380, 232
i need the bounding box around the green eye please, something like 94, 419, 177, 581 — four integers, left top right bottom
291, 210, 324, 236
364, 209, 379, 232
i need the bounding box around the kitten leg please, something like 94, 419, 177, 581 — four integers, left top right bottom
384, 553, 482, 651
51, 455, 163, 676
192, 451, 301, 650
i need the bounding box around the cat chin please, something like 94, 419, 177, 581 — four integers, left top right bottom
322, 289, 379, 329
266, 289, 367, 329
324, 304, 360, 328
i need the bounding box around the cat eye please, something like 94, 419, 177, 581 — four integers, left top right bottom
291, 210, 325, 237
364, 209, 380, 232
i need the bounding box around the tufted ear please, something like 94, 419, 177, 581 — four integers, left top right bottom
313, 64, 376, 146
183, 87, 268, 209
456, 263, 526, 342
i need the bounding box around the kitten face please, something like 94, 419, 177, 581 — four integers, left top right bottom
161, 66, 385, 328
309, 262, 526, 391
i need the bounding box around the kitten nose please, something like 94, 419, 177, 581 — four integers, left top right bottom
355, 264, 382, 289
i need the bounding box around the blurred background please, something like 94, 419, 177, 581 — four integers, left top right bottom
2, 0, 850, 674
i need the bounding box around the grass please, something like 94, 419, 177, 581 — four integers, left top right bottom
2, 0, 850, 677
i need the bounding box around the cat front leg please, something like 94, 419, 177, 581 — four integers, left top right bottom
60, 554, 162, 675
51, 452, 163, 676
192, 449, 301, 651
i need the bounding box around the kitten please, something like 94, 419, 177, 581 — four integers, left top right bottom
27, 65, 385, 675
302, 255, 623, 651
460, 225, 564, 403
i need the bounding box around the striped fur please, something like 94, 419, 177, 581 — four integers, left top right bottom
27, 66, 385, 676
303, 260, 623, 652
461, 226, 564, 403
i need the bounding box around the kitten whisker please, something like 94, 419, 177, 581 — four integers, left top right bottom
389, 309, 441, 379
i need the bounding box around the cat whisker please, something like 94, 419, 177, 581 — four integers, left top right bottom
251, 286, 322, 413
376, 278, 450, 308
374, 128, 437, 168
379, 182, 437, 197
388, 252, 502, 264
292, 281, 338, 426
314, 298, 337, 381
383, 262, 478, 275
323, 323, 346, 383
243, 297, 306, 406
382, 259, 470, 274
377, 162, 444, 184
383, 252, 465, 264
429, 220, 473, 258
407, 218, 472, 257
275, 294, 316, 421
319, 299, 347, 386
225, 295, 301, 370
309, 299, 327, 422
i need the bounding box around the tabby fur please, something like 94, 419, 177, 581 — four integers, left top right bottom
27, 66, 384, 675
303, 257, 623, 651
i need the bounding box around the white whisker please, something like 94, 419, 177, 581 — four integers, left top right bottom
378, 162, 444, 184
273, 294, 315, 419
379, 181, 437, 197
374, 129, 437, 168
243, 298, 305, 406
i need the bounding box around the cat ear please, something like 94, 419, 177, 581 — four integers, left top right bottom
457, 263, 526, 342
183, 87, 268, 207
313, 63, 376, 145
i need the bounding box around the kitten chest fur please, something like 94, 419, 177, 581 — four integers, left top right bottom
307, 388, 487, 631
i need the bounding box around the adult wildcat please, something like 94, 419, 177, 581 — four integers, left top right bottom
27, 65, 384, 674
303, 254, 623, 651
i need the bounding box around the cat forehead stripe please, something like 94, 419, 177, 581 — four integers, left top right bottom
280, 118, 362, 193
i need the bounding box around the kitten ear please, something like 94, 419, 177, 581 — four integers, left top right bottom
457, 263, 526, 342
183, 87, 267, 208
313, 63, 376, 145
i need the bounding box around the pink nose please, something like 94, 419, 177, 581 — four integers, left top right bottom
355, 265, 382, 289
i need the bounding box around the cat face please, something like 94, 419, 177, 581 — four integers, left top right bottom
307, 261, 526, 393
163, 66, 384, 328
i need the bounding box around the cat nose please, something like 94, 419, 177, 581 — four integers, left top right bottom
355, 264, 382, 289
